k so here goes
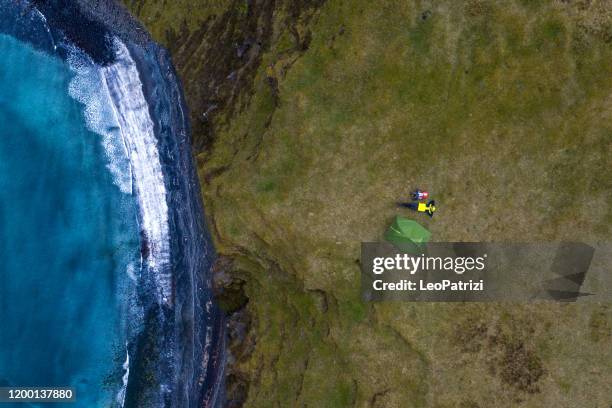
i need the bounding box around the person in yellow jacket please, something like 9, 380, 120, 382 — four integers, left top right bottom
398, 200, 436, 217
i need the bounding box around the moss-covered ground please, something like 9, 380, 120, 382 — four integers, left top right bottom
125, 0, 611, 406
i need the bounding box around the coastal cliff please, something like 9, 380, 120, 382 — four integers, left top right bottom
123, 1, 612, 407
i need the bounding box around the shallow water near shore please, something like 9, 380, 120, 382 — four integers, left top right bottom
0, 32, 140, 407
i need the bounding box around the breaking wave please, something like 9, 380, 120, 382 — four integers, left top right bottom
116, 343, 130, 406
101, 39, 172, 304
67, 38, 172, 305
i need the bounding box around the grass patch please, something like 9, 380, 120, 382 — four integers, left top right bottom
128, 0, 612, 405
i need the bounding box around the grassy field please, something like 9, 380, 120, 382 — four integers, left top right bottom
126, 0, 611, 406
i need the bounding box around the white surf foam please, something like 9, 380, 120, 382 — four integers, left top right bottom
67, 46, 133, 194
101, 39, 172, 304
116, 343, 130, 406
67, 38, 172, 304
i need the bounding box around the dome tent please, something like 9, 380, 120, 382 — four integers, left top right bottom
384, 216, 431, 253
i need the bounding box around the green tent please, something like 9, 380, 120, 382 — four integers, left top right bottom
384, 216, 431, 253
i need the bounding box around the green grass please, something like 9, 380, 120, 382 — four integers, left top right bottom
123, 0, 230, 45
204, 1, 611, 405
127, 0, 612, 406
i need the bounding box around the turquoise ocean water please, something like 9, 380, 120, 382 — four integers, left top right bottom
0, 32, 140, 407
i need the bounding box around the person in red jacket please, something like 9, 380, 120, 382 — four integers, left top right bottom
411, 189, 429, 201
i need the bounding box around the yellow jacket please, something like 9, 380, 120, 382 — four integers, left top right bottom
417, 201, 436, 217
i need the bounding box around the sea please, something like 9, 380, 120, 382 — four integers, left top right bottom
0, 1, 224, 407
